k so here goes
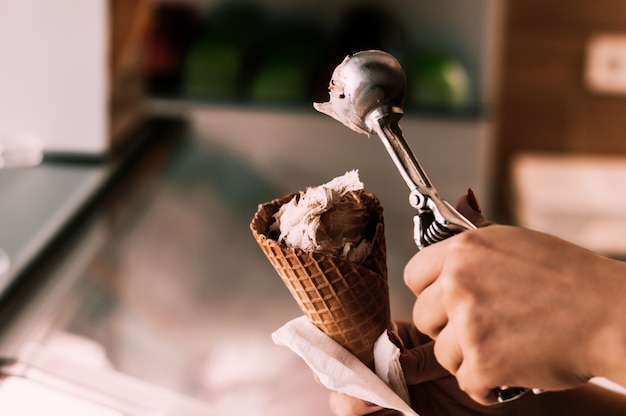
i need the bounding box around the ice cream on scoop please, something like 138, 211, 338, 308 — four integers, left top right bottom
270, 170, 371, 263
313, 50, 406, 136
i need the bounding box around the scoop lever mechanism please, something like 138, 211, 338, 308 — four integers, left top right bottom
364, 106, 476, 250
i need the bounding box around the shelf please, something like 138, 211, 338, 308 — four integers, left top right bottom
146, 96, 490, 123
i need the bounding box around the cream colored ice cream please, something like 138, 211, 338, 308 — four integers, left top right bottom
270, 170, 372, 263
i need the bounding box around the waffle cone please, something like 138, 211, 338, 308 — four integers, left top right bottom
250, 191, 391, 370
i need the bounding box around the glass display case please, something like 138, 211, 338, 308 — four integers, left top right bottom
0, 116, 342, 414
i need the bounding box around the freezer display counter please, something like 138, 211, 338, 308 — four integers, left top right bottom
0, 117, 329, 415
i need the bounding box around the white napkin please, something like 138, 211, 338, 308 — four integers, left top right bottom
272, 316, 419, 416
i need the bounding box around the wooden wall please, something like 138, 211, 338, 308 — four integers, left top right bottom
495, 0, 626, 215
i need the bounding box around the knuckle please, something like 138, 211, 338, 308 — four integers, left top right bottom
328, 392, 347, 416
456, 363, 497, 405
403, 255, 423, 288
449, 228, 490, 253
462, 338, 499, 386
438, 265, 473, 300
412, 302, 438, 338
456, 378, 485, 404
455, 373, 473, 394
437, 239, 489, 295
458, 307, 492, 356
402, 262, 413, 287
432, 340, 456, 374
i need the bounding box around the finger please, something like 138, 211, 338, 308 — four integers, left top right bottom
403, 241, 448, 296
454, 189, 493, 228
399, 340, 450, 384
455, 364, 500, 406
412, 283, 447, 339
404, 188, 490, 296
432, 325, 463, 376
434, 326, 501, 406
328, 391, 384, 416
405, 189, 490, 297
313, 373, 324, 386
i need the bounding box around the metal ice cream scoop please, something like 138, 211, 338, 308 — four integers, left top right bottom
314, 50, 476, 250
315, 49, 528, 403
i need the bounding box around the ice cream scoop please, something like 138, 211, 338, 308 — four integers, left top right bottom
315, 50, 475, 250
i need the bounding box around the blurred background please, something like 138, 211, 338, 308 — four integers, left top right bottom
1, 0, 626, 414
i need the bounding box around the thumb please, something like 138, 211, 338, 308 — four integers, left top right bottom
454, 188, 493, 228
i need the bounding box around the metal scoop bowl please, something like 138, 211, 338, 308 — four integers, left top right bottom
313, 50, 405, 135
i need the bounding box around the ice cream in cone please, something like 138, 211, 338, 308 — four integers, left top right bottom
250, 171, 391, 370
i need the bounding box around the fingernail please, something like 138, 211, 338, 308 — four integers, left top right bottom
387, 329, 405, 352
466, 188, 481, 213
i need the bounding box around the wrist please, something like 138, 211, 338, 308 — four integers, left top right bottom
588, 258, 626, 386
589, 327, 626, 388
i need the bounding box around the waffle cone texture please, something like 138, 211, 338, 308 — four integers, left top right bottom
250, 191, 391, 370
